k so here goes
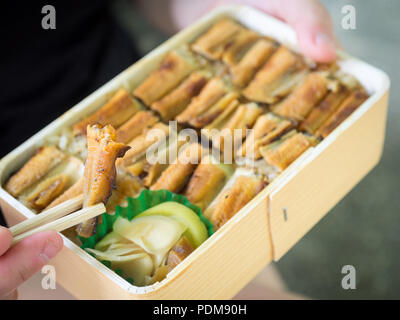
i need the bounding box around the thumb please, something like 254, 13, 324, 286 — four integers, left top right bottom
0, 226, 12, 256
0, 230, 63, 298
291, 3, 337, 62
249, 0, 337, 62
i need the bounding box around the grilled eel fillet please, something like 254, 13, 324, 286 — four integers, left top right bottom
150, 143, 205, 193
191, 18, 243, 60
207, 175, 266, 229
167, 236, 194, 271
73, 88, 141, 136
133, 48, 198, 106
5, 146, 66, 197
76, 124, 130, 238
183, 156, 231, 211
260, 130, 318, 170
45, 177, 84, 210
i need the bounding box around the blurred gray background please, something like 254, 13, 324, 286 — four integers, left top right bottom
111, 0, 399, 299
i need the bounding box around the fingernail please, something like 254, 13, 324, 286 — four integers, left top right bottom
41, 239, 61, 262
315, 32, 335, 47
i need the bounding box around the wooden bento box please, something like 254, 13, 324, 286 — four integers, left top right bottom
0, 5, 389, 299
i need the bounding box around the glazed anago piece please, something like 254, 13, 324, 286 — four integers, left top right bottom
190, 91, 240, 129
76, 124, 130, 238
176, 77, 238, 128
116, 110, 159, 144
136, 138, 188, 188
183, 155, 234, 211
18, 155, 84, 212
221, 29, 260, 67
118, 135, 188, 188
191, 18, 243, 60
151, 71, 210, 121
231, 38, 276, 87
150, 143, 205, 193
243, 46, 306, 103
26, 174, 69, 211
206, 175, 266, 229
133, 47, 199, 106
203, 102, 263, 154
272, 72, 328, 121
46, 168, 143, 214
46, 177, 84, 210
5, 146, 66, 197
260, 130, 318, 171
166, 236, 194, 271
316, 89, 369, 138
237, 113, 294, 160
299, 84, 350, 134
218, 103, 263, 139
73, 88, 142, 136
117, 122, 170, 168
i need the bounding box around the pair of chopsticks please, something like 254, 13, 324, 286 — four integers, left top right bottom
10, 194, 106, 245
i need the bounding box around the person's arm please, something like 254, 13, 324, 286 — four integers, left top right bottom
0, 226, 63, 300
137, 0, 336, 62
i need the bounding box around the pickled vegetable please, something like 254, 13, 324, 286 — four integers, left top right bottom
113, 215, 186, 266
135, 202, 208, 248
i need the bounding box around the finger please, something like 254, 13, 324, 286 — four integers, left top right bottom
247, 0, 337, 62
292, 9, 337, 62
0, 226, 12, 256
0, 231, 63, 297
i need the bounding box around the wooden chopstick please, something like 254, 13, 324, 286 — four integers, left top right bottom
12, 202, 106, 245
10, 194, 84, 237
